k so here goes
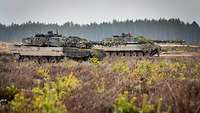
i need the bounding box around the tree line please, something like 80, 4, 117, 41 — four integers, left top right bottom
0, 18, 199, 44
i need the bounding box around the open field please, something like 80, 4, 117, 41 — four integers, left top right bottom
0, 41, 200, 113
0, 54, 200, 113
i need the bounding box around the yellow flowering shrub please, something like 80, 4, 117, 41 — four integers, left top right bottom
10, 92, 30, 113
11, 72, 80, 113
132, 59, 188, 84
36, 67, 50, 80
111, 58, 130, 74
114, 91, 171, 113
89, 56, 100, 65
115, 91, 138, 113
193, 62, 200, 78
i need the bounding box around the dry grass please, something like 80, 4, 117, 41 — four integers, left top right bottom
0, 55, 200, 113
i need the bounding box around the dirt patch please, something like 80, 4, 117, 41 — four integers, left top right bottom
0, 42, 9, 53
160, 51, 200, 57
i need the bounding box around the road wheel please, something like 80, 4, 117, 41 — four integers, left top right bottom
39, 57, 48, 63
132, 52, 137, 57
137, 52, 144, 57
22, 57, 30, 62
49, 57, 57, 63
30, 57, 39, 63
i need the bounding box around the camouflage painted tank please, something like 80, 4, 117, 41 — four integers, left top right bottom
94, 33, 161, 57
22, 31, 92, 48
10, 31, 106, 62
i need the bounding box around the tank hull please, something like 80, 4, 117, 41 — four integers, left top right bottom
10, 45, 106, 62
93, 44, 160, 57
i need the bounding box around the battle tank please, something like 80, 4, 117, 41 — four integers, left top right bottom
10, 31, 160, 62
93, 33, 161, 57
10, 31, 106, 62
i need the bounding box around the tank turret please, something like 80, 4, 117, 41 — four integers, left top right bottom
22, 31, 93, 49
22, 31, 62, 47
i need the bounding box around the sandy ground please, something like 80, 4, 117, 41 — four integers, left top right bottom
159, 44, 200, 57
160, 52, 200, 57
0, 41, 9, 53
159, 43, 200, 48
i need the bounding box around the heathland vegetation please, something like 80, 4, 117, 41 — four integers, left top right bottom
0, 55, 200, 113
